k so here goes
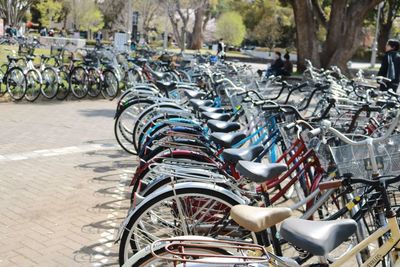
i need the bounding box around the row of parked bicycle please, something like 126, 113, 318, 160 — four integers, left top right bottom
111, 54, 400, 267
0, 37, 226, 102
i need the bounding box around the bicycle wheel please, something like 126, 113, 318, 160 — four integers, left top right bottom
25, 69, 42, 102
0, 69, 6, 96
114, 98, 155, 154
6, 67, 26, 101
69, 66, 88, 99
101, 69, 119, 100
118, 183, 250, 265
40, 67, 59, 99
56, 69, 70, 100
126, 68, 144, 88
86, 67, 102, 98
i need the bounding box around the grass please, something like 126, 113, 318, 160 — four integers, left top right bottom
0, 44, 51, 66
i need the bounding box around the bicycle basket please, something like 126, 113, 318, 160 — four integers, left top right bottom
330, 134, 400, 178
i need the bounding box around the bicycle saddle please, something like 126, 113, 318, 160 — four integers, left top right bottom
152, 70, 167, 80
207, 120, 240, 133
222, 145, 264, 164
184, 89, 206, 99
236, 161, 287, 183
41, 55, 50, 60
201, 112, 231, 121
7, 55, 21, 62
155, 81, 176, 91
280, 218, 357, 256
71, 57, 81, 62
230, 205, 292, 232
137, 58, 147, 63
189, 99, 213, 110
210, 131, 246, 148
199, 106, 225, 113
25, 55, 35, 61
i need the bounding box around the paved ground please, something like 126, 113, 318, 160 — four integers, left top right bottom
0, 100, 134, 266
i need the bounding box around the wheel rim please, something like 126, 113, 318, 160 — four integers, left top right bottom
25, 71, 41, 101
122, 192, 241, 262
41, 69, 58, 98
70, 68, 87, 98
7, 69, 25, 100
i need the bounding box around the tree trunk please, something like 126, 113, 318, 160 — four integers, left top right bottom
378, 23, 392, 55
290, 0, 383, 73
189, 5, 205, 50
290, 0, 320, 72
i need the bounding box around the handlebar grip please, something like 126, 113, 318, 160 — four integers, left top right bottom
262, 105, 280, 111
284, 122, 296, 130
319, 180, 343, 191
368, 106, 382, 112
296, 82, 309, 90
307, 128, 321, 139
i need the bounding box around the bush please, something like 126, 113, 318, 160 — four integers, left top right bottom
86, 39, 111, 47
215, 12, 246, 46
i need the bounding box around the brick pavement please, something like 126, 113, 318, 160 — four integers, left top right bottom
0, 100, 135, 266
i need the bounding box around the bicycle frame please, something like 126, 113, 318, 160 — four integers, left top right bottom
332, 215, 400, 266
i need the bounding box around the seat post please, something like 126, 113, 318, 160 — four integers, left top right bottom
261, 183, 283, 256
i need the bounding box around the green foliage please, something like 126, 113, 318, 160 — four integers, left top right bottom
36, 0, 63, 27
215, 11, 246, 46
70, 0, 104, 31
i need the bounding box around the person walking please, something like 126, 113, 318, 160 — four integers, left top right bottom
95, 30, 103, 47
377, 39, 400, 92
217, 38, 226, 60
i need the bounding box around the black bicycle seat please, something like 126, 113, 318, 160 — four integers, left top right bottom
236, 161, 287, 183
222, 145, 264, 164
207, 120, 240, 133
201, 112, 231, 121
210, 131, 246, 148
280, 218, 357, 256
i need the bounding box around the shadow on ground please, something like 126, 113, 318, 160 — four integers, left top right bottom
79, 109, 115, 118
74, 147, 132, 266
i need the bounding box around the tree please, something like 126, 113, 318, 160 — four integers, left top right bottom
35, 0, 63, 28
287, 0, 383, 72
247, 1, 294, 48
0, 0, 37, 25
378, 0, 400, 54
162, 0, 192, 51
98, 0, 128, 31
69, 0, 104, 31
215, 11, 245, 46
189, 0, 209, 49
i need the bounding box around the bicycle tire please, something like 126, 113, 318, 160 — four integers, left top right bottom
126, 67, 144, 88
56, 69, 70, 100
40, 67, 59, 99
101, 69, 119, 100
114, 98, 155, 154
0, 69, 6, 96
118, 184, 249, 265
69, 66, 88, 99
86, 67, 102, 98
25, 69, 42, 102
6, 67, 26, 101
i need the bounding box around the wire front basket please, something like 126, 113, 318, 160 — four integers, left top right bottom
330, 134, 400, 179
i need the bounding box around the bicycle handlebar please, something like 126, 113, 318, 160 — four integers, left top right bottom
319, 174, 400, 190
308, 109, 400, 145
